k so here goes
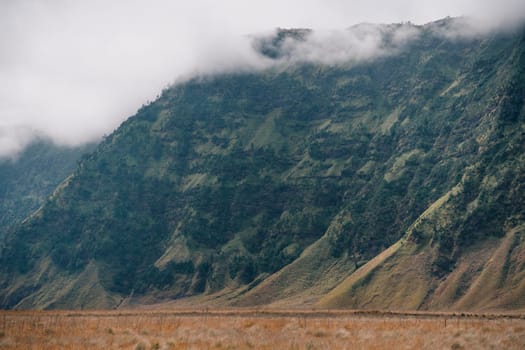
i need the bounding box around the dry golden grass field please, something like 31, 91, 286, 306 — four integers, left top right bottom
0, 309, 524, 349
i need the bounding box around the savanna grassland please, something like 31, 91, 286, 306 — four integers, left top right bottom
1, 309, 524, 349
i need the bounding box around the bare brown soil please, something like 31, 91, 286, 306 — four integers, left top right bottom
1, 309, 524, 349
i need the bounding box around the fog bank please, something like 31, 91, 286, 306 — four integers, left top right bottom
1, 0, 524, 157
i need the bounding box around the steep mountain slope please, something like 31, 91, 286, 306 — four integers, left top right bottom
0, 141, 94, 238
1, 19, 524, 310
319, 29, 525, 311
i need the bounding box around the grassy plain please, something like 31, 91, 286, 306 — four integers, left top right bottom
1, 309, 524, 349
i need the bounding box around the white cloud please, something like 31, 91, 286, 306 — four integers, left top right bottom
0, 0, 524, 157
269, 23, 421, 66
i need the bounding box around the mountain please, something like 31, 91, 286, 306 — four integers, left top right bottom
1, 18, 524, 311
0, 141, 94, 238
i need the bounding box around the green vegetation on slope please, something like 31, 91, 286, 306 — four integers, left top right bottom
319, 31, 525, 310
1, 21, 524, 310
0, 141, 94, 238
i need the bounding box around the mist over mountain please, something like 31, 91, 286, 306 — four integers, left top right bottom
2, 0, 525, 158
0, 141, 94, 238
0, 18, 524, 311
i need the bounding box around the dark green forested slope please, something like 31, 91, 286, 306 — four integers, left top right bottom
0, 20, 524, 310
0, 141, 94, 239
319, 28, 525, 311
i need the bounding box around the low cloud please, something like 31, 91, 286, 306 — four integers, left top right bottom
1, 0, 524, 158
263, 23, 421, 66
0, 125, 37, 159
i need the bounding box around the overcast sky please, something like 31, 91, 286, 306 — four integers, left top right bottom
1, 0, 525, 158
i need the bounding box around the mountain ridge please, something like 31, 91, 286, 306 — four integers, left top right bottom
1, 18, 524, 311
